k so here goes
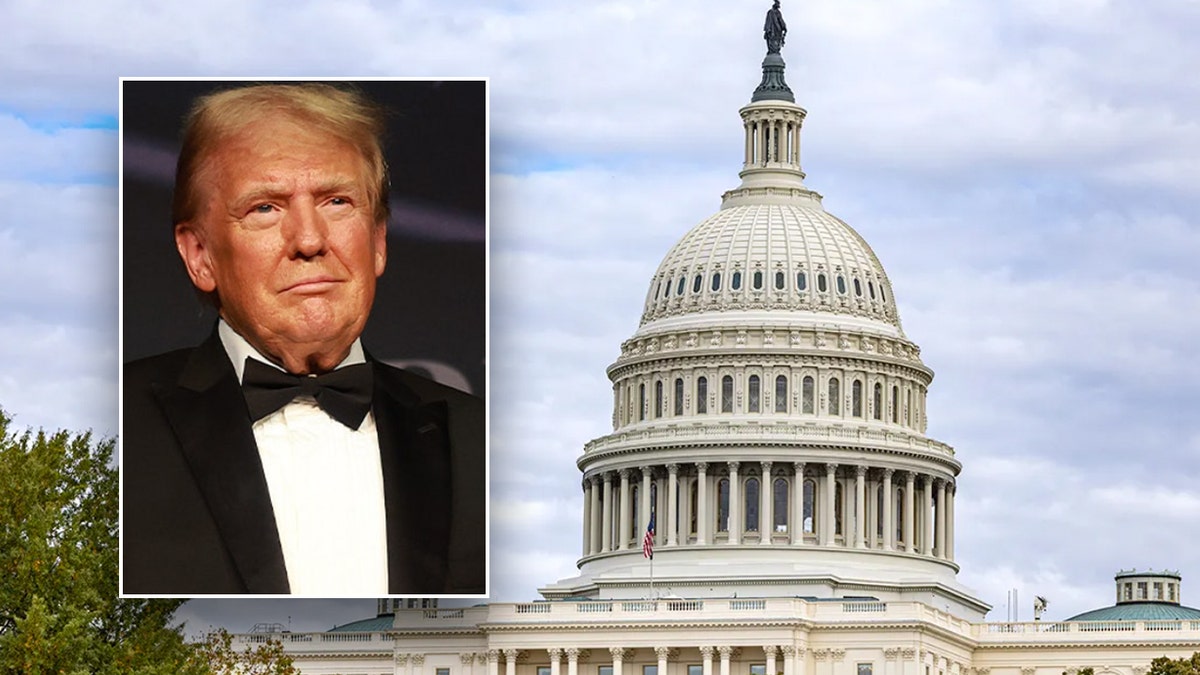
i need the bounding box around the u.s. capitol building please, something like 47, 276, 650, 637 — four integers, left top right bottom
236, 5, 1200, 673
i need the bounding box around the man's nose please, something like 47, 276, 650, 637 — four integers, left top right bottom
285, 201, 329, 258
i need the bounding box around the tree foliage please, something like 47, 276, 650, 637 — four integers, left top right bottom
190, 628, 297, 675
0, 410, 202, 674
1148, 653, 1200, 675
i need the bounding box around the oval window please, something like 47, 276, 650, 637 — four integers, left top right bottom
853, 278, 862, 296
732, 271, 742, 290
775, 271, 785, 290
797, 272, 807, 291
836, 276, 846, 294
676, 276, 686, 296
868, 281, 876, 299
817, 274, 827, 292
753, 271, 763, 290
693, 274, 702, 293
712, 272, 721, 292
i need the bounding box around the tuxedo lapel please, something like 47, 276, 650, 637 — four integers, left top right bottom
152, 333, 291, 594
372, 363, 453, 594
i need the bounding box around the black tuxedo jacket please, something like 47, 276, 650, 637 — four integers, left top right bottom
121, 331, 485, 595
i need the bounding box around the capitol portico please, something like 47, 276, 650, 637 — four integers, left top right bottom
238, 4, 1200, 673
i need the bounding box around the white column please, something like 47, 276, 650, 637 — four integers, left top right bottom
718, 646, 732, 675
781, 646, 795, 675
590, 475, 602, 555
701, 647, 715, 675
761, 461, 773, 544
567, 649, 580, 675
946, 482, 956, 560
413, 654, 425, 675
824, 463, 837, 546
728, 462, 741, 545
641, 466, 653, 534
461, 653, 476, 675
854, 465, 866, 549
935, 478, 946, 559
503, 650, 517, 675
921, 477, 933, 556
764, 646, 777, 675
697, 462, 709, 545
611, 648, 626, 675
656, 647, 670, 675
602, 473, 614, 553
487, 652, 499, 675
791, 462, 804, 545
903, 471, 915, 553
619, 469, 632, 550
881, 468, 894, 551
667, 464, 680, 546
549, 649, 562, 675
582, 479, 592, 556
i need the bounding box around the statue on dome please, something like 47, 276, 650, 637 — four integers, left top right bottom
764, 0, 787, 54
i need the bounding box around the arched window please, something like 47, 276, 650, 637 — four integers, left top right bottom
775, 270, 785, 290
895, 487, 905, 544
876, 484, 884, 538
773, 478, 788, 533
654, 380, 663, 418
748, 375, 761, 413
906, 389, 912, 426
745, 477, 760, 532
692, 274, 702, 293
828, 378, 841, 416
721, 375, 734, 413
689, 483, 698, 535
802, 376, 814, 414
732, 271, 742, 290
891, 385, 899, 423
631, 484, 640, 541
673, 378, 684, 416
676, 276, 685, 296
753, 270, 764, 290
803, 478, 816, 533
834, 481, 844, 536
868, 281, 876, 299
880, 285, 887, 302
717, 478, 730, 533
775, 375, 788, 413
797, 271, 808, 291
851, 379, 863, 417
836, 275, 847, 294
854, 278, 862, 296
711, 272, 721, 292
638, 383, 646, 421
817, 273, 827, 292
696, 376, 708, 414
873, 383, 882, 420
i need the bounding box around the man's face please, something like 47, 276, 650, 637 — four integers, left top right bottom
175, 116, 387, 374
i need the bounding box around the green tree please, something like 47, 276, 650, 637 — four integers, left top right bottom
0, 410, 203, 674
1147, 653, 1200, 675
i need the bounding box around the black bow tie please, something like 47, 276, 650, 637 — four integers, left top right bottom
241, 358, 374, 430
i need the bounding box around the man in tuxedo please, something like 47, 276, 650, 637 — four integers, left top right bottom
121, 83, 485, 596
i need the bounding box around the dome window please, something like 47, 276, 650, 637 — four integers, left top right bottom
748, 375, 760, 412
836, 275, 847, 294
692, 274, 703, 293
654, 380, 664, 418
696, 376, 708, 414
868, 281, 876, 300
676, 276, 686, 296
753, 271, 763, 290
711, 272, 721, 292
853, 278, 862, 296
774, 271, 785, 290
674, 378, 684, 415
817, 274, 827, 293
797, 272, 807, 291
639, 383, 646, 421
828, 378, 840, 415
732, 271, 743, 290
802, 376, 814, 414
721, 375, 734, 413
775, 375, 788, 413
880, 286, 887, 302
656, 280, 664, 300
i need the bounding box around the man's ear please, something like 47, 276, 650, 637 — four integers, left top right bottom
175, 223, 218, 293
373, 220, 388, 278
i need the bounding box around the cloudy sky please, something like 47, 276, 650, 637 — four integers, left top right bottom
4, 0, 1199, 633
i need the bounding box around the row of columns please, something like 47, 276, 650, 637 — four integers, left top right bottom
744, 115, 801, 168
582, 462, 955, 562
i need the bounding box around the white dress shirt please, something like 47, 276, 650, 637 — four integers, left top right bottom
219, 321, 389, 596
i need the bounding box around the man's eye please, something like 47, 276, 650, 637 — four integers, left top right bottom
329, 197, 349, 206
252, 204, 275, 213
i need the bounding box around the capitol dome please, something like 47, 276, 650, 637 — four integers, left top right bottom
542, 13, 988, 621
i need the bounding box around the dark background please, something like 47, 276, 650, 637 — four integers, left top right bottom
121, 79, 486, 396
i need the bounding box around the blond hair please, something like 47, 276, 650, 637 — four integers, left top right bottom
172, 83, 390, 225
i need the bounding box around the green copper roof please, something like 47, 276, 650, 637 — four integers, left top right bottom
1066, 602, 1200, 622
329, 614, 395, 632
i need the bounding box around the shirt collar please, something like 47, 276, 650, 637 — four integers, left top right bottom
217, 319, 367, 384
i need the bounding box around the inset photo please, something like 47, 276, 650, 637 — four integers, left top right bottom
119, 78, 488, 598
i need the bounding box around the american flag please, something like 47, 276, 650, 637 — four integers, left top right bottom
642, 513, 656, 559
